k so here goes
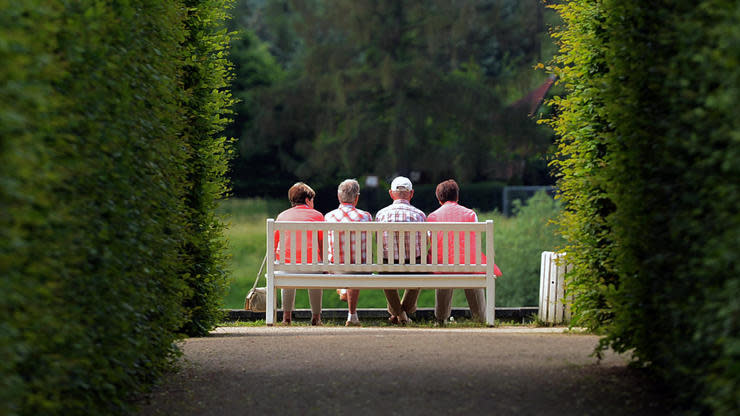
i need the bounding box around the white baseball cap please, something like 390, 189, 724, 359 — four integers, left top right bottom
390, 176, 413, 191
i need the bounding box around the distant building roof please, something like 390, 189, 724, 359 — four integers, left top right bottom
510, 75, 557, 115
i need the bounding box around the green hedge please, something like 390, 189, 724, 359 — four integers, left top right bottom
548, 1, 739, 414
0, 1, 233, 415
178, 0, 236, 336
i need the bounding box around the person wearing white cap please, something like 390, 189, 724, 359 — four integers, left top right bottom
375, 176, 426, 325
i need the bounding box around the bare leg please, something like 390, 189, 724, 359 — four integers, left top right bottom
347, 289, 360, 314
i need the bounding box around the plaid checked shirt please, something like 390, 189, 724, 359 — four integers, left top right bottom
324, 203, 373, 264
375, 199, 427, 261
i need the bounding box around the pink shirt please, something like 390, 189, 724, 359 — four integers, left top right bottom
427, 201, 502, 275
275, 205, 324, 263
427, 201, 478, 264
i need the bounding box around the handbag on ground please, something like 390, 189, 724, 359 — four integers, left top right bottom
244, 254, 267, 312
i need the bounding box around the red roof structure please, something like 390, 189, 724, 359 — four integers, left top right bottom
510, 75, 557, 115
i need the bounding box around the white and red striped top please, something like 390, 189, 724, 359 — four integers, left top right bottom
324, 203, 373, 264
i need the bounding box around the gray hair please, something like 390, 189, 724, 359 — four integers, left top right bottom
337, 179, 360, 203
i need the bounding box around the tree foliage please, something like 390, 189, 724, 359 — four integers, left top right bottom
0, 0, 234, 414
228, 0, 558, 195
548, 1, 740, 414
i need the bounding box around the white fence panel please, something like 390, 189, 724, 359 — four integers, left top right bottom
538, 251, 573, 324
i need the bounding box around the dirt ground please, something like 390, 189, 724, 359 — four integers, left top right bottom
136, 326, 677, 416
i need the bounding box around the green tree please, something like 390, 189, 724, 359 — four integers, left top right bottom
224, 29, 292, 196
229, 0, 557, 190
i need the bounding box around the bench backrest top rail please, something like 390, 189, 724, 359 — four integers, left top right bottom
271, 221, 490, 232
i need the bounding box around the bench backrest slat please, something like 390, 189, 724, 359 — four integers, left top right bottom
316, 228, 329, 263
431, 230, 438, 265
398, 230, 405, 264
476, 231, 482, 266
464, 232, 470, 266
311, 228, 318, 263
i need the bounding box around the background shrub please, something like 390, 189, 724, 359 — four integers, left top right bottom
548, 1, 740, 414
0, 1, 234, 414
484, 192, 564, 307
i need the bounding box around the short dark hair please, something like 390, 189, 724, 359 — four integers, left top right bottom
288, 182, 315, 206
435, 179, 459, 203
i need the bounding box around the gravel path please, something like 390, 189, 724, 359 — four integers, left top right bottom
137, 326, 675, 415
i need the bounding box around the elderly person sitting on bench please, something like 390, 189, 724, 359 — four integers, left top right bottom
274, 182, 324, 325
375, 176, 426, 325
428, 179, 502, 325
324, 179, 373, 327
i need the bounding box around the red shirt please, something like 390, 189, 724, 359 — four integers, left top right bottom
427, 201, 502, 276
275, 205, 324, 263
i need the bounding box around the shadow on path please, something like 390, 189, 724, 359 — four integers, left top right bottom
137, 327, 676, 415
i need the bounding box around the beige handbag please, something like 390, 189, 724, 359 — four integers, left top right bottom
244, 255, 267, 312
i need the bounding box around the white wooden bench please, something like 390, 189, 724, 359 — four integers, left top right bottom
266, 219, 498, 326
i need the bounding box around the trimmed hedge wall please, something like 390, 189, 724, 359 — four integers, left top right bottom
0, 1, 233, 415
179, 0, 236, 336
548, 1, 739, 414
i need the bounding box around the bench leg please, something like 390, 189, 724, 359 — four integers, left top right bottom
486, 277, 496, 327
266, 278, 276, 326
